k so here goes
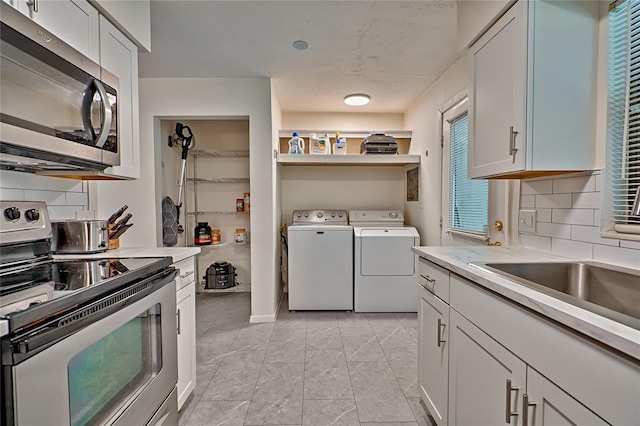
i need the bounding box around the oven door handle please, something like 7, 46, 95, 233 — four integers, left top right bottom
7, 268, 178, 363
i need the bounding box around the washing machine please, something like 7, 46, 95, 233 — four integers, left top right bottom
349, 210, 420, 312
287, 209, 353, 310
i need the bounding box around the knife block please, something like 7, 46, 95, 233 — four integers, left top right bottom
108, 225, 120, 250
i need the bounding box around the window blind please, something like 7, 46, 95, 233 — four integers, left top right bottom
606, 0, 640, 233
449, 112, 488, 235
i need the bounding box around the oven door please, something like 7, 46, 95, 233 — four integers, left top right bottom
8, 271, 177, 426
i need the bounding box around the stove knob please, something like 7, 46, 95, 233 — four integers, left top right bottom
389, 212, 398, 219
25, 208, 40, 222
296, 213, 302, 218
317, 212, 324, 218
304, 213, 309, 218
338, 213, 343, 217
4, 207, 20, 221
331, 212, 336, 218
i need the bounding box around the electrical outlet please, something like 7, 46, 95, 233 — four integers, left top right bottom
518, 210, 536, 234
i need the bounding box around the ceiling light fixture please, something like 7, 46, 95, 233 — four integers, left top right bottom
344, 94, 370, 106
292, 40, 309, 50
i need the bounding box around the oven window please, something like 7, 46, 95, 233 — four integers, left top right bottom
67, 304, 163, 426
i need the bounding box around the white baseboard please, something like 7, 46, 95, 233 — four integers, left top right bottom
249, 292, 283, 323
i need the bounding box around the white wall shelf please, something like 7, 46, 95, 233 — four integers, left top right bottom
276, 154, 420, 166
278, 130, 412, 139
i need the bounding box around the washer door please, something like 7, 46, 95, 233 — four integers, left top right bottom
360, 228, 415, 276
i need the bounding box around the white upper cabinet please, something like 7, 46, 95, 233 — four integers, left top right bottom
16, 0, 100, 62
99, 15, 140, 179
468, 0, 599, 179
92, 0, 151, 52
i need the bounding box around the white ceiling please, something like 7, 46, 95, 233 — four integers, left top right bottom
138, 1, 459, 113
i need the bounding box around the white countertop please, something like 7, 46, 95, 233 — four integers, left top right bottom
412, 246, 640, 360
53, 246, 201, 263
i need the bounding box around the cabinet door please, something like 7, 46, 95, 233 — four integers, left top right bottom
99, 15, 140, 179
525, 368, 608, 426
18, 0, 100, 62
176, 281, 196, 410
449, 309, 527, 425
418, 286, 449, 425
468, 1, 526, 178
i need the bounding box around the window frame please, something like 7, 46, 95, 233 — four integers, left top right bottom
441, 98, 489, 241
603, 0, 640, 240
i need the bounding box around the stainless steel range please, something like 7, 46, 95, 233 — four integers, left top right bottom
0, 201, 179, 426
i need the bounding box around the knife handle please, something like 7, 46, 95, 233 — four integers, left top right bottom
108, 205, 128, 224
113, 213, 132, 230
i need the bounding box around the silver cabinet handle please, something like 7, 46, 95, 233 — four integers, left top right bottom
425, 275, 435, 284
437, 318, 446, 347
522, 394, 536, 426
177, 308, 182, 335
509, 126, 519, 159
27, 0, 38, 12
505, 379, 519, 423
180, 270, 195, 279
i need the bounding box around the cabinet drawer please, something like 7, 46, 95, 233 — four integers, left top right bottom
418, 258, 450, 303
173, 257, 196, 291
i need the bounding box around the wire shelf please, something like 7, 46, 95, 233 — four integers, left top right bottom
190, 149, 250, 158
186, 177, 250, 184
186, 211, 249, 216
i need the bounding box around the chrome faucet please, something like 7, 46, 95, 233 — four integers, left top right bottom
632, 186, 640, 216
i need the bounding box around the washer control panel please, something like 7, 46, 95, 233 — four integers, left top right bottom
292, 210, 348, 225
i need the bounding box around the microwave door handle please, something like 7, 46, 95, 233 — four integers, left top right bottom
81, 79, 112, 148
93, 79, 112, 148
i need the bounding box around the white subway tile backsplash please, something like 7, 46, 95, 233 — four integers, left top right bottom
571, 225, 619, 247
24, 190, 66, 205
552, 175, 596, 194
536, 208, 552, 223
571, 192, 601, 209
536, 222, 572, 239
0, 171, 47, 191
535, 193, 572, 209
519, 234, 552, 251
518, 171, 638, 263
0, 188, 24, 201
48, 205, 80, 220
45, 177, 84, 192
620, 240, 640, 249
551, 238, 593, 260
520, 195, 535, 208
66, 192, 88, 205
522, 180, 553, 195
552, 208, 594, 226
593, 245, 640, 269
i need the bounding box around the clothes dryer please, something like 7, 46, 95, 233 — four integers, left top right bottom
349, 210, 420, 312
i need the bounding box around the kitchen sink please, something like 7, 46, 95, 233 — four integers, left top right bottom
472, 262, 640, 330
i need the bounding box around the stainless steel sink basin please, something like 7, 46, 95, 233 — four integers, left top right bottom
473, 262, 640, 330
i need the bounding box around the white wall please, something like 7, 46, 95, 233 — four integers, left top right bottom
519, 172, 640, 269
0, 171, 89, 219
94, 77, 279, 322
404, 55, 469, 246
271, 81, 283, 315
281, 112, 403, 131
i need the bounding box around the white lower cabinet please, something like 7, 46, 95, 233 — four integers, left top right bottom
418, 258, 638, 425
448, 310, 527, 425
418, 286, 449, 425
526, 367, 607, 426
174, 257, 196, 410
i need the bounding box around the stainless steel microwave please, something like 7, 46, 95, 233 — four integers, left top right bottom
0, 2, 119, 175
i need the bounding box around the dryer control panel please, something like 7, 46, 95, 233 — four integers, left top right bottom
348, 210, 405, 226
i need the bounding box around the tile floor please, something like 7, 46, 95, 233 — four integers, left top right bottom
179, 292, 436, 426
